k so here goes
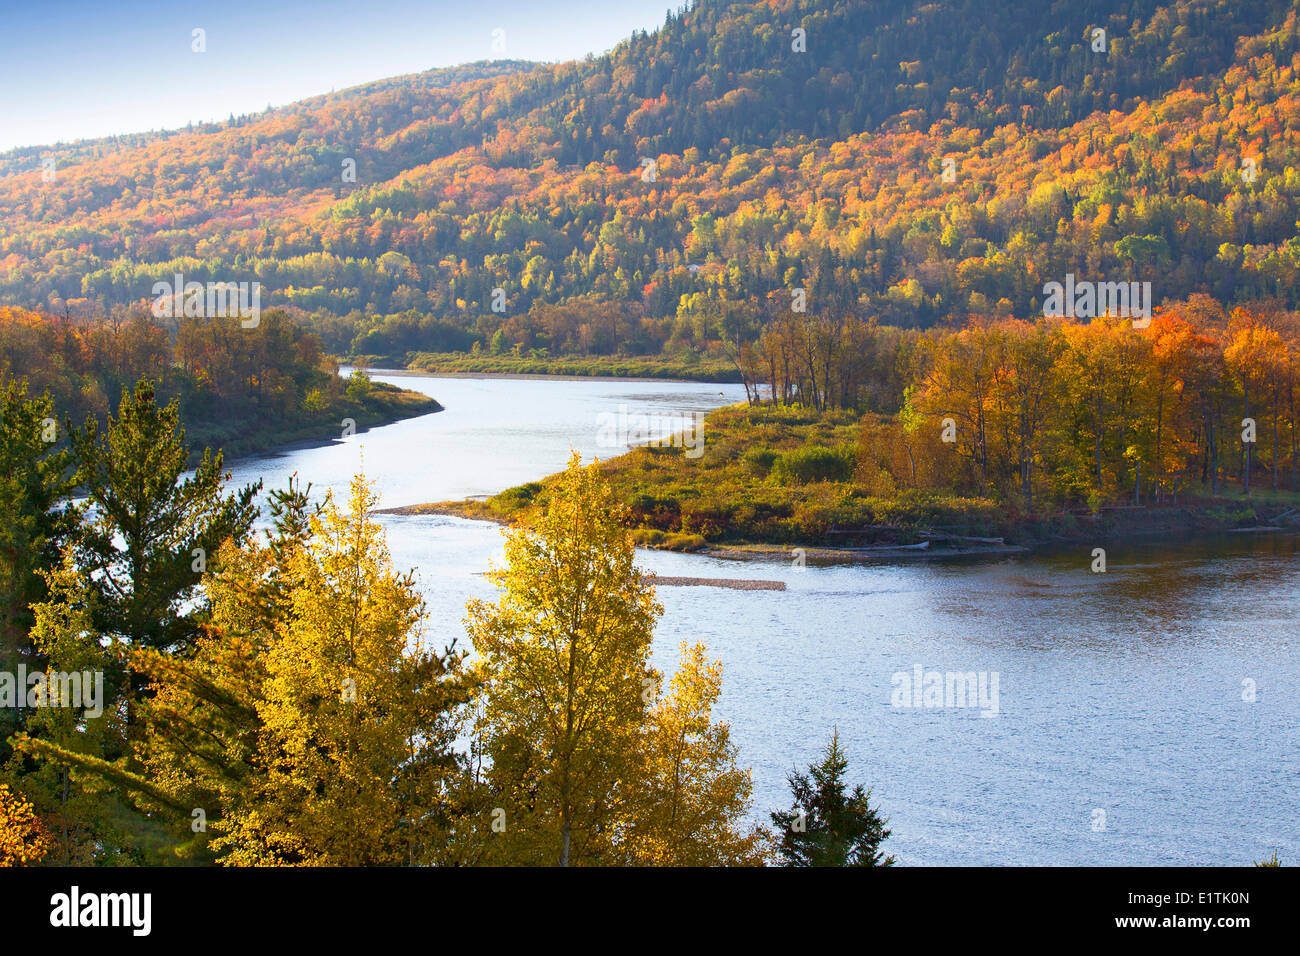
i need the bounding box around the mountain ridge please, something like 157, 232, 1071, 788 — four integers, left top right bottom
2, 0, 1300, 353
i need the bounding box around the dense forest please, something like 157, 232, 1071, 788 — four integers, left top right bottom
3, 0, 1300, 365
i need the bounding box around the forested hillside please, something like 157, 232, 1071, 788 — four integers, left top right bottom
3, 0, 1300, 362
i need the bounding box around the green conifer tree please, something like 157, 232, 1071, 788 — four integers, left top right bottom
770, 729, 896, 867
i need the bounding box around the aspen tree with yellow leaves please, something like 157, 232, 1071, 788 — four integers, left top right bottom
628, 642, 768, 866
465, 453, 766, 866
213, 475, 478, 865
467, 452, 662, 866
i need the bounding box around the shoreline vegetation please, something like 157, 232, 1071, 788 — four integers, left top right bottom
383, 401, 1300, 561
362, 350, 741, 383
0, 305, 442, 466
210, 379, 442, 463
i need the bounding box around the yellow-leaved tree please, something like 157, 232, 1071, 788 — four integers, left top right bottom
467, 451, 661, 866
0, 783, 51, 866
212, 475, 478, 866
465, 452, 766, 866
628, 642, 769, 866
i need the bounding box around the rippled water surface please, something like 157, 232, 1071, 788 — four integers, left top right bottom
224, 372, 1300, 865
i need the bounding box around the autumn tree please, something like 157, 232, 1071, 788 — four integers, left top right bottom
627, 642, 768, 866
0, 783, 51, 866
1225, 309, 1287, 494
211, 475, 478, 866
7, 559, 148, 865
124, 479, 323, 863
465, 451, 662, 866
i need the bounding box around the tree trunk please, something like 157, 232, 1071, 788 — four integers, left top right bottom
1272, 404, 1279, 491
1243, 384, 1252, 495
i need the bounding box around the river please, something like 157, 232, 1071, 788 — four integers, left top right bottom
223, 371, 1300, 866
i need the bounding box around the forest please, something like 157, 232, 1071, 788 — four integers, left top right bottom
2, 0, 1300, 365
0, 304, 438, 460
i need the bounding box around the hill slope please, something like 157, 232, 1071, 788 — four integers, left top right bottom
2, 0, 1300, 356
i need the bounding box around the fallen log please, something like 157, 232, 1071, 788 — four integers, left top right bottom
917, 531, 1005, 545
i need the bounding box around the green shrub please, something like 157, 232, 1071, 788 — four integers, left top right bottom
742, 446, 779, 475
494, 481, 543, 511
770, 445, 856, 484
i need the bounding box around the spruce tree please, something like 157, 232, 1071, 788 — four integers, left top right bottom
69, 379, 260, 655
771, 730, 896, 867
0, 382, 77, 754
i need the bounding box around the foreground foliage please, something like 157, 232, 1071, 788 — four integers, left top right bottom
3, 416, 818, 866
466, 452, 766, 866
771, 731, 896, 867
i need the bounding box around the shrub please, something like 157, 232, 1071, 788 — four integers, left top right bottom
770, 445, 856, 484
631, 528, 707, 551
345, 369, 372, 401
742, 446, 779, 475
495, 481, 543, 511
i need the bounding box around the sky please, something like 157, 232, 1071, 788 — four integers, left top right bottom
0, 0, 677, 151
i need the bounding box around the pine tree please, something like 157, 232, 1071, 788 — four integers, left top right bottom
0, 382, 77, 757
70, 379, 260, 655
771, 730, 896, 867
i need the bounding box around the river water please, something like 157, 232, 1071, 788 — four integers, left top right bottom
223, 372, 1299, 866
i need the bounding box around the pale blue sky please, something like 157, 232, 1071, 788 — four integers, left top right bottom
0, 0, 677, 151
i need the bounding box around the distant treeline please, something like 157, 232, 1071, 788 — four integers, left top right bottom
743, 296, 1300, 509
0, 305, 437, 460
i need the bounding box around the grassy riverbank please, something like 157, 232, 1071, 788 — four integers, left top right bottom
356, 351, 741, 383
393, 403, 1300, 556
188, 380, 441, 463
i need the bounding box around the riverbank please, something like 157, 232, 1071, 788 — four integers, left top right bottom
351, 351, 741, 383
387, 495, 1296, 561
190, 380, 441, 463
344, 367, 729, 385
385, 401, 1300, 560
